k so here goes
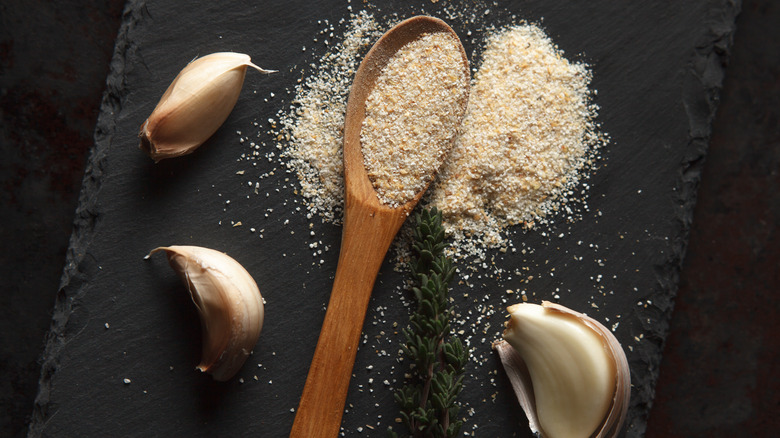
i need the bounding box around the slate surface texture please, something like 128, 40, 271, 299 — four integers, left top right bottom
26, 1, 740, 437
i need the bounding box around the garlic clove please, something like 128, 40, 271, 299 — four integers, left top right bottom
149, 245, 265, 381
139, 52, 275, 162
494, 301, 630, 438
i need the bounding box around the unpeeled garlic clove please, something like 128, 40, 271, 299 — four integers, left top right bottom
139, 52, 275, 162
494, 301, 630, 438
149, 245, 264, 381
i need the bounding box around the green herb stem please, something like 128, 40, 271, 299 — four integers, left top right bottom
388, 208, 467, 438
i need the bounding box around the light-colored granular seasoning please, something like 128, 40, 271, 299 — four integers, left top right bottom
361, 31, 468, 207
271, 17, 606, 266
279, 11, 382, 222
427, 24, 605, 252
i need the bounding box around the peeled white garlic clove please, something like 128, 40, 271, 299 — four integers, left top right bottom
494, 301, 630, 438
139, 52, 275, 162
149, 245, 265, 381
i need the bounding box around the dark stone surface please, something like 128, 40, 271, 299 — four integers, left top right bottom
0, 0, 775, 437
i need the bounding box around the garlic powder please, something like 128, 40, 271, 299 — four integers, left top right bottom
361, 31, 468, 207
427, 24, 606, 252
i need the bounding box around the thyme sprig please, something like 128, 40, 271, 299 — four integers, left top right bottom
389, 208, 468, 438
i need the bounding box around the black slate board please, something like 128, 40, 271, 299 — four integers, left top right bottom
30, 1, 738, 437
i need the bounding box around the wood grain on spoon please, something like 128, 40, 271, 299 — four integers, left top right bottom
290, 16, 470, 438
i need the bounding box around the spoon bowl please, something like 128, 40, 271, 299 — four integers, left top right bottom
290, 16, 470, 437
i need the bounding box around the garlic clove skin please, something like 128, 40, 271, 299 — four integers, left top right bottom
496, 301, 630, 438
150, 245, 264, 381
140, 52, 275, 162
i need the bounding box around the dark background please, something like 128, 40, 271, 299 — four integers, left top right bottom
1, 1, 777, 437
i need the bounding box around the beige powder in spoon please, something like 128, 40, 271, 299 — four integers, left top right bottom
360, 31, 469, 208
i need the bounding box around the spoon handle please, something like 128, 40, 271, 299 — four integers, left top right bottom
290, 199, 407, 438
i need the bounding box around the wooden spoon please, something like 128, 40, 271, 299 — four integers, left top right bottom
290, 16, 470, 438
